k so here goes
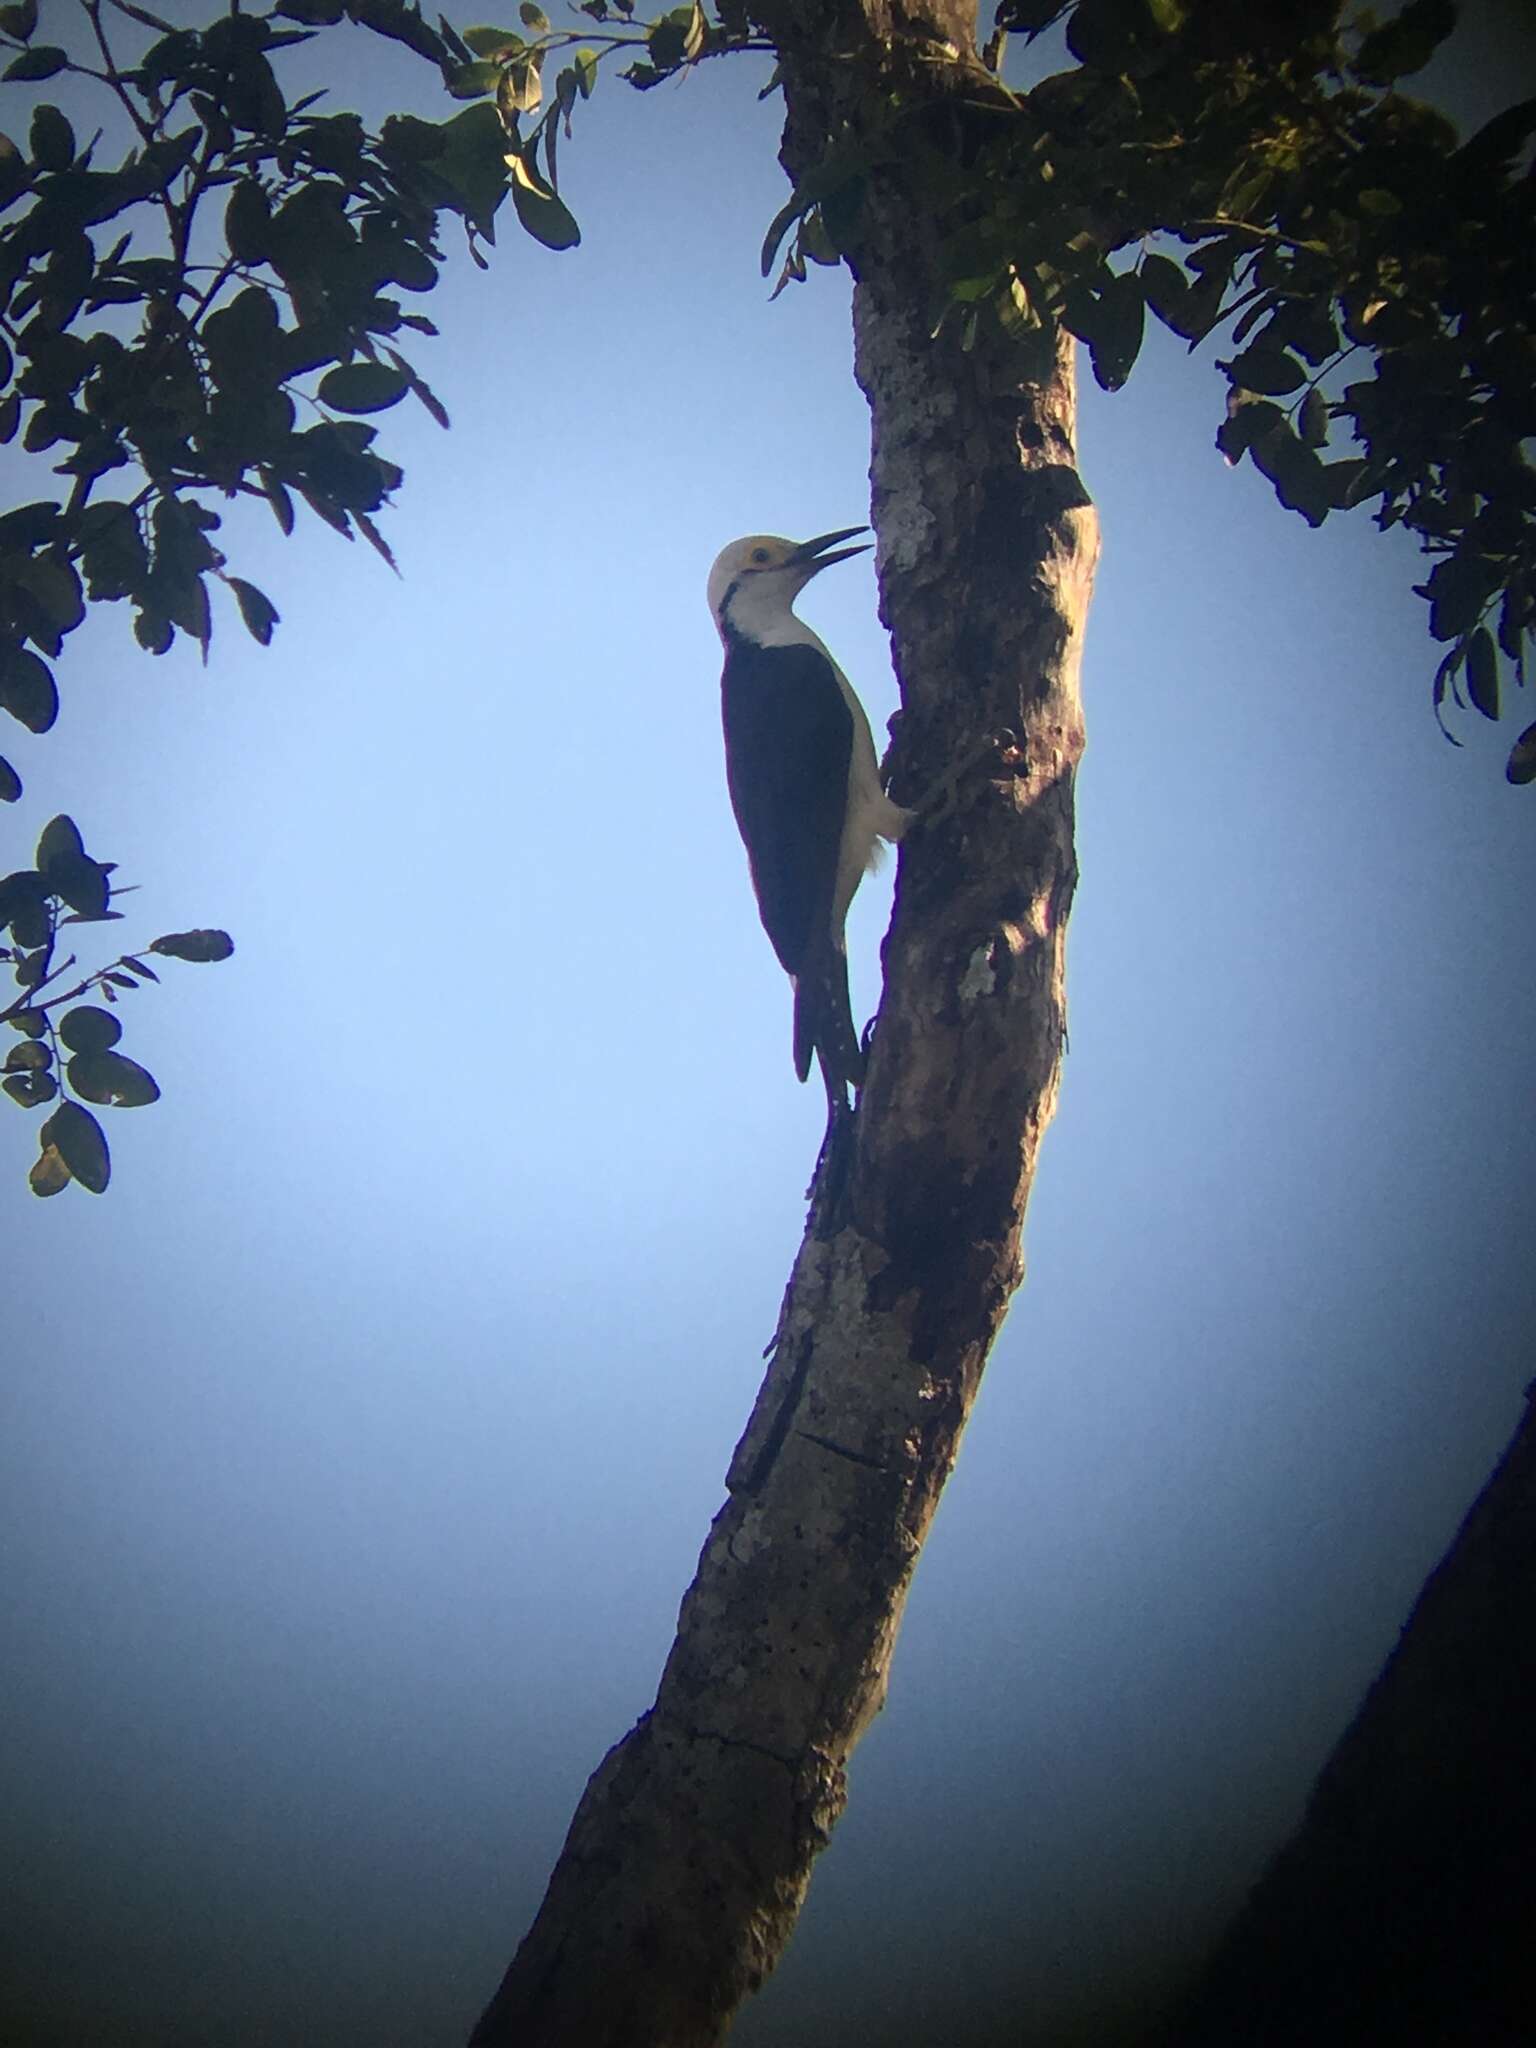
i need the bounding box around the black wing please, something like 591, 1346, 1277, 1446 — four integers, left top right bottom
721, 639, 853, 977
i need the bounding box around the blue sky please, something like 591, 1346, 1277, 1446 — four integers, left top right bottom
3, 5, 1534, 2044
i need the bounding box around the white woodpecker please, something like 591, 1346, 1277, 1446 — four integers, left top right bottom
707, 528, 911, 1112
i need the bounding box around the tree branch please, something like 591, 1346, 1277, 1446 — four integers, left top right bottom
467, 8, 1098, 2042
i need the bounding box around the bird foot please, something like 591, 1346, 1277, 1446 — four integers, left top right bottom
885, 726, 1024, 829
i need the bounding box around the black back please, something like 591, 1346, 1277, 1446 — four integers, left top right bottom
721, 635, 853, 977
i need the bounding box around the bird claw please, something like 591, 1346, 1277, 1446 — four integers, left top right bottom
895, 727, 1025, 828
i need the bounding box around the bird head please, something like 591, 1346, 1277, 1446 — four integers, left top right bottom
707, 528, 870, 637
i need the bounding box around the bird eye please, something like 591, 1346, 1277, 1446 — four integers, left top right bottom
750, 547, 771, 565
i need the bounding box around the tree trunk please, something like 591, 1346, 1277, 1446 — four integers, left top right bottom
469, 7, 1099, 2041
1167, 1387, 1536, 2046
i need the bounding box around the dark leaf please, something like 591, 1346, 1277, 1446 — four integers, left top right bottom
35, 814, 106, 916
1353, 0, 1456, 85
1215, 397, 1286, 465
138, 28, 202, 87
1465, 628, 1499, 721
1082, 271, 1144, 393
1456, 98, 1536, 180
42, 1098, 109, 1191
647, 15, 687, 68
77, 501, 149, 602
29, 103, 74, 172
297, 110, 367, 174
5, 1004, 46, 1038
48, 853, 110, 919
280, 322, 343, 379
24, 806, 70, 870
0, 756, 18, 802
227, 577, 279, 645
354, 510, 398, 571
16, 553, 84, 635
0, 869, 48, 945
4, 1069, 56, 1107
294, 482, 352, 538
1139, 251, 1189, 330
1299, 388, 1329, 449
462, 24, 526, 56
438, 14, 474, 61
0, 503, 62, 550
160, 572, 211, 652
421, 103, 508, 236
133, 608, 174, 655
224, 178, 272, 262
1321, 457, 1371, 510
4, 1038, 49, 1070
1421, 554, 1500, 643
121, 954, 158, 982
58, 1003, 120, 1053
510, 159, 580, 249
447, 58, 503, 96
4, 45, 67, 83
259, 472, 295, 537
1225, 344, 1307, 397
318, 361, 411, 414
762, 191, 808, 278
140, 127, 203, 190
0, 647, 58, 732
1249, 421, 1331, 528
1507, 721, 1536, 786
150, 929, 235, 962
346, 0, 446, 62
1266, 298, 1342, 369
221, 51, 287, 138
0, 0, 39, 40
68, 1047, 160, 1107
411, 370, 450, 427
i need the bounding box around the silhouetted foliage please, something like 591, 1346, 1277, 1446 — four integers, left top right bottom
762, 0, 1536, 774
1, 810, 231, 1194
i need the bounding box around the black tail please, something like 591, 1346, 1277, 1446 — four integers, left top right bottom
793, 938, 865, 1097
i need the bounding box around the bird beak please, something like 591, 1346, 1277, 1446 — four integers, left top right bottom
789, 526, 872, 577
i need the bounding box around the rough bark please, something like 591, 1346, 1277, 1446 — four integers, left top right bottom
469, 7, 1099, 2042
1167, 1387, 1536, 2046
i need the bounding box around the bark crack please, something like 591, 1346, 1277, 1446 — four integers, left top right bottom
728, 1326, 816, 1494
795, 1428, 891, 1472
685, 1725, 798, 1772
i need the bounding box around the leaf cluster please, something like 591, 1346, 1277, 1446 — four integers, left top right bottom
771, 0, 1536, 779
438, 3, 737, 246
0, 0, 529, 802
2, 810, 231, 1194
